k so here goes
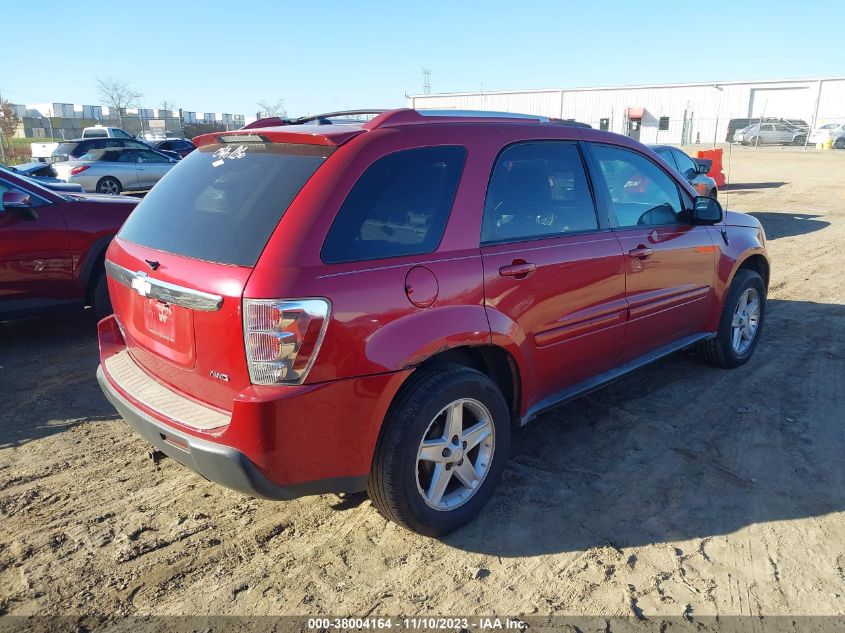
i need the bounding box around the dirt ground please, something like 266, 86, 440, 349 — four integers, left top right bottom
1, 146, 843, 621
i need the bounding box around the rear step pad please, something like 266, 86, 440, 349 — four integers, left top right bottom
104, 351, 230, 431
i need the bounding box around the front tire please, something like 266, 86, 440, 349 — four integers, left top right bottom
96, 177, 122, 195
368, 364, 511, 536
697, 269, 766, 368
834, 137, 845, 150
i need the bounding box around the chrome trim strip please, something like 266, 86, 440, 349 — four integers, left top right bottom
105, 260, 223, 312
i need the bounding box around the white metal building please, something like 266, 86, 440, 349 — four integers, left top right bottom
407, 77, 845, 145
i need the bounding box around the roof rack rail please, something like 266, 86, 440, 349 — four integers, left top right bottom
241, 108, 592, 132
241, 110, 385, 130
417, 109, 550, 122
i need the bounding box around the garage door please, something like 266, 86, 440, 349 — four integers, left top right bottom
748, 87, 810, 120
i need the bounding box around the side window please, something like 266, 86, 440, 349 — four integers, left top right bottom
591, 144, 685, 228
158, 142, 171, 151
672, 150, 698, 178
482, 142, 598, 244
138, 150, 169, 163
117, 151, 138, 163
654, 148, 677, 170
321, 146, 466, 263
113, 129, 132, 139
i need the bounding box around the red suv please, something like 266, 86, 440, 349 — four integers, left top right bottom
96, 109, 769, 535
1, 167, 138, 321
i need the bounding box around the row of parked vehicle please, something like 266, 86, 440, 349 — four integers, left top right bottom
725, 117, 845, 147
29, 125, 197, 194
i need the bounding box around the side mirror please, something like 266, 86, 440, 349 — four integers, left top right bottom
2, 190, 37, 220
695, 159, 712, 175
2, 190, 32, 209
691, 195, 723, 225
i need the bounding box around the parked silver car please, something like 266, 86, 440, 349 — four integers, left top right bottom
733, 122, 806, 145
53, 148, 177, 194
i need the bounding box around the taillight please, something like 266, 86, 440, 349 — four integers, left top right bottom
243, 299, 330, 385
70, 165, 90, 176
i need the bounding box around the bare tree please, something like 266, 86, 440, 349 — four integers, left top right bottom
96, 77, 142, 128
159, 99, 176, 114
0, 95, 21, 163
257, 99, 287, 119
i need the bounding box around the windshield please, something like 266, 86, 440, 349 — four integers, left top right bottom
117, 142, 333, 266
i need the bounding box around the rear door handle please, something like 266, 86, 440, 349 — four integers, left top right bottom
628, 246, 653, 259
499, 261, 536, 279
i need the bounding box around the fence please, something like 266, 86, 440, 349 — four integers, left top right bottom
570, 114, 845, 149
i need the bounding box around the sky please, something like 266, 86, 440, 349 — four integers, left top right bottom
2, 0, 844, 118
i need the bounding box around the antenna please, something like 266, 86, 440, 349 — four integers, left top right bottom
422, 68, 432, 95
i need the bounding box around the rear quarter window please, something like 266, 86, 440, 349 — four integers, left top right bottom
321, 145, 466, 263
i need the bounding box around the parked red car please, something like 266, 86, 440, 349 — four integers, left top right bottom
1, 167, 138, 321
96, 109, 769, 535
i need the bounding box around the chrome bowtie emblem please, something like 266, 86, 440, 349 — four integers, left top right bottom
131, 273, 152, 297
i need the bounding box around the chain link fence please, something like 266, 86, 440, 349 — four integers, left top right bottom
571, 114, 845, 150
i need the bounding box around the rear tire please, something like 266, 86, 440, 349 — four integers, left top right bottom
97, 177, 122, 195
697, 269, 765, 368
368, 364, 511, 536
92, 271, 112, 320
793, 136, 806, 146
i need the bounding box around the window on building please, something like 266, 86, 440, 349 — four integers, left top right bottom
590, 144, 685, 228
659, 116, 670, 131
600, 118, 610, 131
481, 141, 598, 244
322, 146, 467, 263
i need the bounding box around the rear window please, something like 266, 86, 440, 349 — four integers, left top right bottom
321, 146, 466, 263
118, 142, 332, 266
54, 142, 81, 156
83, 129, 108, 138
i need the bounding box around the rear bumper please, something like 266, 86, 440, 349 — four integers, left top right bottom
97, 366, 364, 499
96, 315, 411, 500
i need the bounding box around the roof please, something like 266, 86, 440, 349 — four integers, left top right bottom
195, 108, 588, 148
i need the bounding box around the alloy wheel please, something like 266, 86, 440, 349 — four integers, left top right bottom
731, 287, 761, 355
416, 398, 495, 511
99, 179, 120, 195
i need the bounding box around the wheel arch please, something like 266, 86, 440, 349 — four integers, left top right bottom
734, 253, 770, 290
414, 344, 522, 428
79, 234, 116, 302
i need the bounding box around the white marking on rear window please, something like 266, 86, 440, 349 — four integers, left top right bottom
212, 145, 247, 162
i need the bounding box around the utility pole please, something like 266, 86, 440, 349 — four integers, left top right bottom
422, 68, 431, 95
804, 79, 823, 150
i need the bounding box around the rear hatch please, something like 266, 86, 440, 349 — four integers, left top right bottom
107, 137, 336, 411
